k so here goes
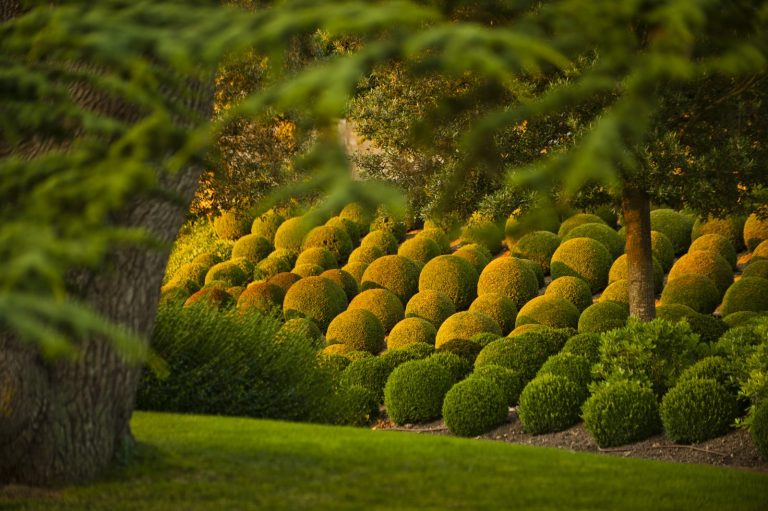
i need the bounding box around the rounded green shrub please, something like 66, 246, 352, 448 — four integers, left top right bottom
159, 284, 191, 305
453, 246, 490, 275
326, 216, 360, 244
459, 217, 503, 255
320, 348, 353, 370
442, 378, 507, 437
518, 258, 545, 289
754, 239, 768, 259
545, 276, 593, 312
340, 356, 393, 402
651, 230, 675, 271
720, 277, 768, 317
743, 258, 768, 280
341, 262, 368, 285
267, 272, 301, 294
537, 352, 592, 388
348, 288, 404, 333
400, 341, 436, 359
419, 255, 479, 311
429, 351, 473, 384
339, 202, 374, 234
360, 229, 399, 255
250, 210, 284, 243
582, 380, 661, 447
650, 209, 694, 254
236, 282, 285, 315
227, 286, 245, 302
469, 293, 518, 335
578, 302, 628, 334
516, 295, 580, 329
333, 384, 380, 427
505, 210, 560, 249
326, 308, 386, 355
752, 399, 768, 459
550, 238, 612, 293
557, 213, 606, 238
475, 333, 556, 382
348, 245, 383, 265
656, 304, 728, 344
292, 263, 324, 278
562, 222, 624, 259
302, 225, 353, 265
561, 333, 601, 363
660, 378, 739, 443
213, 209, 250, 240
435, 311, 501, 348
417, 228, 451, 254
398, 236, 440, 265
405, 290, 456, 328
279, 317, 324, 349
690, 234, 737, 269
387, 317, 437, 349
370, 206, 408, 242
170, 262, 208, 291
598, 280, 628, 305
320, 269, 359, 301
384, 359, 453, 424
668, 250, 733, 296
231, 234, 273, 263
692, 215, 745, 251
518, 374, 584, 434
274, 216, 315, 252
476, 257, 538, 310
470, 364, 523, 406
722, 311, 760, 328
204, 261, 248, 287
511, 231, 560, 274
437, 339, 483, 363
256, 257, 290, 279
608, 254, 664, 293
295, 247, 338, 270
677, 356, 732, 387
191, 252, 222, 268
744, 212, 768, 251
267, 248, 298, 267
283, 276, 348, 331
660, 274, 720, 314
361, 255, 420, 304
508, 324, 547, 336
183, 287, 234, 310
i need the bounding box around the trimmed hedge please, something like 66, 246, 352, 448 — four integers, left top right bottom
320, 269, 359, 302
429, 351, 473, 384
722, 311, 761, 328
326, 216, 361, 244
677, 356, 733, 388
398, 236, 440, 265
384, 359, 453, 424
660, 274, 720, 314
442, 378, 508, 437
516, 295, 580, 329
650, 209, 694, 254
519, 258, 545, 289
419, 255, 479, 311
361, 255, 421, 304
651, 230, 675, 271
256, 257, 290, 279
453, 245, 491, 275
690, 234, 737, 269
561, 332, 601, 363
668, 250, 733, 296
582, 380, 661, 447
609, 254, 664, 294
302, 225, 353, 265
743, 258, 768, 280
274, 216, 315, 252
578, 302, 628, 334
545, 276, 593, 312
511, 231, 561, 274
435, 311, 502, 348
348, 288, 404, 333
332, 384, 379, 427
691, 215, 745, 251
292, 263, 324, 278
267, 272, 301, 294
437, 339, 483, 363
537, 352, 592, 388
341, 262, 368, 285
387, 317, 438, 350
283, 276, 348, 331
339, 202, 374, 234
660, 378, 739, 443
405, 290, 456, 328
469, 293, 518, 335
459, 217, 504, 255
340, 356, 393, 402
204, 261, 248, 287
550, 238, 612, 293
183, 287, 234, 310
720, 277, 768, 317
477, 257, 538, 310
360, 229, 399, 255
267, 248, 298, 267
475, 331, 563, 382
562, 222, 624, 259
557, 213, 606, 238
656, 304, 728, 344
508, 324, 547, 337
279, 317, 324, 349
232, 234, 273, 262
744, 212, 768, 251
518, 374, 584, 434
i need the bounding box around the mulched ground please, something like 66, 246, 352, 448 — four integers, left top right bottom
374, 409, 768, 472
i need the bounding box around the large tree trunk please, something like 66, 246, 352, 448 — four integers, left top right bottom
621, 186, 656, 321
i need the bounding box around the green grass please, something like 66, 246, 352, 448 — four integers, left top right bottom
3, 412, 767, 510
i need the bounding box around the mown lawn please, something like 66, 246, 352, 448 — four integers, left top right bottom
3, 411, 767, 510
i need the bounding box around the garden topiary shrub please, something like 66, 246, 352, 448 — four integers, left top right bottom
550, 238, 612, 293
204, 261, 248, 287
191, 252, 222, 268
650, 209, 694, 254
361, 255, 421, 304
340, 356, 393, 402
508, 324, 547, 336
660, 274, 720, 314
160, 285, 191, 305
398, 236, 440, 265
279, 317, 324, 349
562, 222, 624, 259
360, 229, 399, 255
437, 339, 483, 363
267, 272, 301, 294
545, 276, 593, 312
302, 225, 353, 265
170, 262, 209, 290
326, 309, 386, 355
341, 262, 368, 285
256, 257, 290, 279
419, 255, 479, 311
417, 228, 451, 254
459, 216, 504, 255
213, 209, 251, 240
720, 277, 768, 317
504, 210, 560, 249
744, 212, 768, 251
295, 247, 338, 270
660, 378, 739, 443
476, 257, 538, 310
453, 246, 490, 274
348, 288, 404, 333
518, 374, 584, 434
743, 258, 768, 280
677, 356, 733, 388
384, 359, 453, 424
274, 216, 315, 252
387, 317, 438, 349
250, 210, 285, 243
471, 332, 503, 347
370, 206, 408, 242
754, 239, 768, 259
292, 263, 324, 278
668, 250, 734, 295
516, 295, 580, 329
405, 290, 456, 328
656, 304, 728, 344
320, 269, 359, 301
236, 282, 285, 316
231, 234, 273, 262
283, 276, 348, 331
557, 213, 606, 238
578, 302, 629, 334
326, 216, 361, 245
470, 364, 523, 406
475, 331, 562, 383
442, 378, 508, 437
598, 280, 628, 305
722, 311, 760, 328
348, 245, 384, 265
183, 287, 234, 310
692, 215, 746, 251
689, 233, 737, 269
436, 311, 502, 348
429, 351, 473, 384
561, 333, 601, 363
469, 293, 518, 335
332, 384, 380, 427
267, 248, 298, 267
537, 352, 592, 388
511, 231, 560, 274
752, 400, 768, 459
609, 254, 664, 293
339, 202, 374, 234
518, 258, 545, 289
582, 379, 661, 447
650, 230, 675, 271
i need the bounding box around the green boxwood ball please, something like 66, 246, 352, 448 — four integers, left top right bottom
692, 215, 745, 251
469, 293, 518, 335
545, 276, 593, 312
650, 209, 694, 254
453, 246, 491, 275
183, 287, 234, 310
561, 333, 601, 363
751, 399, 768, 459
333, 384, 380, 427
459, 218, 504, 255
470, 364, 524, 406
370, 206, 408, 242
720, 277, 768, 317
562, 222, 624, 259
296, 247, 338, 270
471, 332, 503, 347
508, 324, 547, 337
754, 239, 768, 259
598, 280, 628, 305
429, 351, 473, 384
170, 262, 208, 290
550, 238, 612, 294
518, 374, 584, 434
283, 276, 348, 331
266, 271, 301, 294
384, 359, 453, 424
348, 288, 404, 333
292, 263, 324, 278
660, 378, 739, 443
557, 213, 606, 238
191, 252, 221, 268
537, 352, 592, 388
387, 317, 437, 350
250, 210, 284, 243
236, 282, 285, 315
339, 202, 374, 234
326, 216, 361, 245
361, 229, 399, 255
437, 339, 483, 363
660, 274, 720, 314
348, 245, 383, 266
419, 255, 479, 311
677, 356, 732, 388
518, 258, 545, 289
578, 302, 628, 334
340, 356, 393, 402
516, 295, 580, 330
690, 234, 737, 269
405, 290, 456, 328
656, 304, 728, 344
722, 310, 760, 328
256, 257, 290, 279
744, 213, 768, 251
511, 231, 561, 274
651, 230, 675, 271
398, 236, 440, 265
302, 225, 353, 265
442, 378, 508, 437
267, 248, 298, 267
320, 269, 359, 302
361, 255, 420, 305
279, 317, 324, 349
341, 262, 368, 285
274, 216, 315, 252
159, 284, 191, 305
668, 250, 734, 296
417, 228, 451, 254
400, 341, 436, 359
436, 311, 501, 348
213, 209, 250, 241
326, 308, 386, 355
743, 258, 768, 280
475, 333, 556, 382
608, 254, 664, 293
477, 257, 538, 310
231, 234, 273, 262
204, 261, 248, 287
582, 380, 661, 447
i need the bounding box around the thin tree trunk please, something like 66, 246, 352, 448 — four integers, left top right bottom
621, 187, 656, 321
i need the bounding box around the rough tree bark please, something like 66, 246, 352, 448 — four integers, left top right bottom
0, 1, 213, 485
621, 186, 656, 321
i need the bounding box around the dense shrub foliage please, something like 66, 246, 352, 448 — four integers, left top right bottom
545, 276, 594, 312
744, 213, 768, 251
361, 254, 421, 304
387, 317, 438, 349
274, 216, 315, 252
398, 236, 441, 265
557, 213, 606, 238
650, 209, 694, 254
361, 229, 399, 255
283, 276, 348, 331
340, 356, 394, 403
470, 364, 524, 406
213, 209, 251, 241
650, 230, 676, 271
384, 359, 453, 424
442, 378, 508, 437
326, 309, 386, 355
419, 255, 479, 311
691, 215, 745, 251
537, 352, 592, 388
405, 289, 456, 328
577, 302, 628, 334
660, 378, 739, 443
518, 374, 584, 434
348, 288, 404, 333
668, 250, 733, 296
516, 295, 580, 329
550, 238, 612, 293
582, 380, 661, 447
609, 254, 664, 293
720, 277, 768, 317
511, 231, 561, 274
348, 245, 384, 265
561, 333, 601, 363
436, 311, 502, 348
296, 247, 338, 270
477, 257, 538, 310
454, 245, 491, 274
469, 293, 518, 335
429, 351, 473, 384
561, 222, 624, 259
689, 233, 737, 269
660, 274, 721, 314
302, 225, 354, 265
